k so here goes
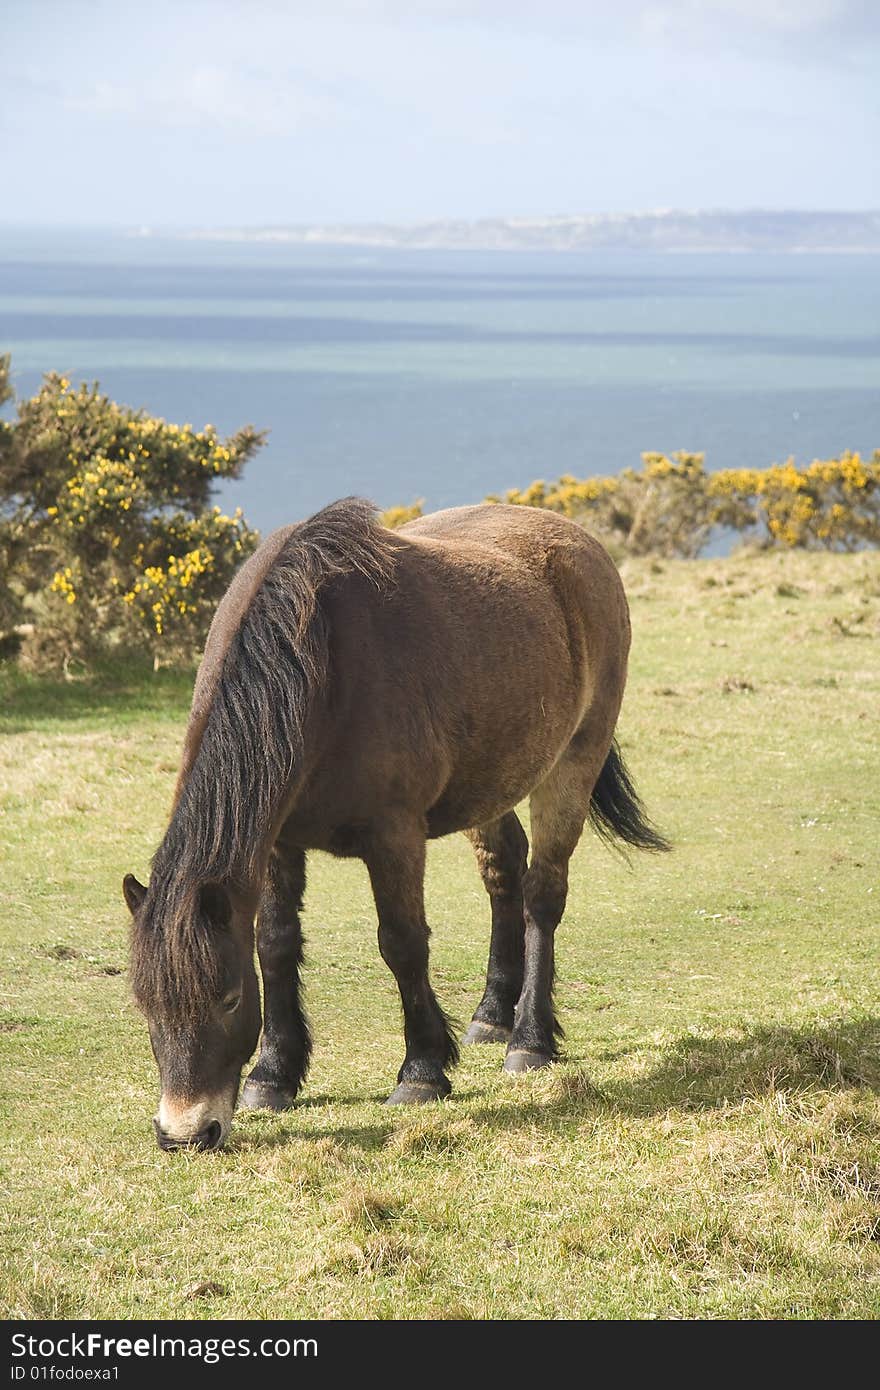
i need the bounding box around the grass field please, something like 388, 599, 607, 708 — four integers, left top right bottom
1, 547, 878, 1320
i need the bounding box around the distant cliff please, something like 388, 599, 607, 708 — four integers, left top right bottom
166, 210, 880, 253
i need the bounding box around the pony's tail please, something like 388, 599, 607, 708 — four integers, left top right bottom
588, 739, 672, 855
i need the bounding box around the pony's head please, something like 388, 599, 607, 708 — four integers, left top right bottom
124, 873, 260, 1151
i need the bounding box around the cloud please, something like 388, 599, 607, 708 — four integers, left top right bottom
2, 0, 876, 223
235, 0, 879, 41
64, 64, 347, 137
635, 0, 878, 46
178, 1, 880, 80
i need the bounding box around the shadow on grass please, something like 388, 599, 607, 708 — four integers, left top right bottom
244, 1016, 880, 1152
213, 1018, 880, 1153
0, 655, 194, 732
469, 1016, 880, 1132
230, 1081, 492, 1154
231, 1117, 393, 1155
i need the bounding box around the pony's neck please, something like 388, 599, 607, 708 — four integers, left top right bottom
160, 500, 394, 905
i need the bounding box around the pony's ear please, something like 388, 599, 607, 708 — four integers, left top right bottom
199, 881, 232, 928
122, 874, 147, 915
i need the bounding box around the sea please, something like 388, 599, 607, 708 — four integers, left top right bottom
1, 227, 878, 535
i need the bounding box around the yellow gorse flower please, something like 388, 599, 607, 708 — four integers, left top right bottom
50, 568, 77, 604
124, 547, 217, 632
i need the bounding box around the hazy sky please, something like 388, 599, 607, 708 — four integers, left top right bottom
2, 1, 878, 226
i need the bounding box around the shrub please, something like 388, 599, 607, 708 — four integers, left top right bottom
709, 453, 880, 551
494, 451, 880, 557
381, 500, 425, 529
0, 367, 265, 669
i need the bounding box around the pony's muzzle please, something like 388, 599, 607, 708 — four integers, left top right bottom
154, 1093, 234, 1152
153, 1116, 223, 1152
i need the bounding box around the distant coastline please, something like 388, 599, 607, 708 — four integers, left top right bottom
130, 209, 880, 254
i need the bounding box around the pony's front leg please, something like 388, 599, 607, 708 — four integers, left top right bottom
240, 846, 311, 1112
366, 829, 458, 1104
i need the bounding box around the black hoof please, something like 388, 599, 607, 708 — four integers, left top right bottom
239, 1079, 299, 1112
462, 1019, 512, 1045
384, 1079, 450, 1106
503, 1048, 553, 1074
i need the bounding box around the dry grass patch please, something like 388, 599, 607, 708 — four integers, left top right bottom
383, 1114, 477, 1157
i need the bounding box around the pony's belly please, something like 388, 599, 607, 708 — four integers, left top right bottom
425, 763, 550, 838
423, 693, 580, 836
277, 814, 370, 858
282, 701, 575, 849
426, 805, 483, 838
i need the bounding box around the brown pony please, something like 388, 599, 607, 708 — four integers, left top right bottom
124, 499, 668, 1150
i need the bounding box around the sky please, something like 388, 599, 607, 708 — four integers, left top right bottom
1, 0, 878, 226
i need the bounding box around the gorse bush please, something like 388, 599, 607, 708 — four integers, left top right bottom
0, 361, 264, 668
711, 454, 880, 550
387, 450, 880, 558
380, 500, 425, 530
498, 451, 880, 556
495, 452, 726, 558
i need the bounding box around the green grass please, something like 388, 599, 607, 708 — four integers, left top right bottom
1, 548, 879, 1319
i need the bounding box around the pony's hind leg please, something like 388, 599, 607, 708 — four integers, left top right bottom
366, 828, 458, 1104
504, 743, 605, 1074
240, 846, 312, 1112
462, 812, 528, 1044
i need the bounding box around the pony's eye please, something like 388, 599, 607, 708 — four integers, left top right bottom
222, 992, 241, 1014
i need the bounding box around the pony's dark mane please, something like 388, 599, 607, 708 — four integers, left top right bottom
130, 498, 396, 1020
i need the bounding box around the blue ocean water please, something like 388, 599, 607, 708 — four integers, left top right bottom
1, 228, 878, 534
